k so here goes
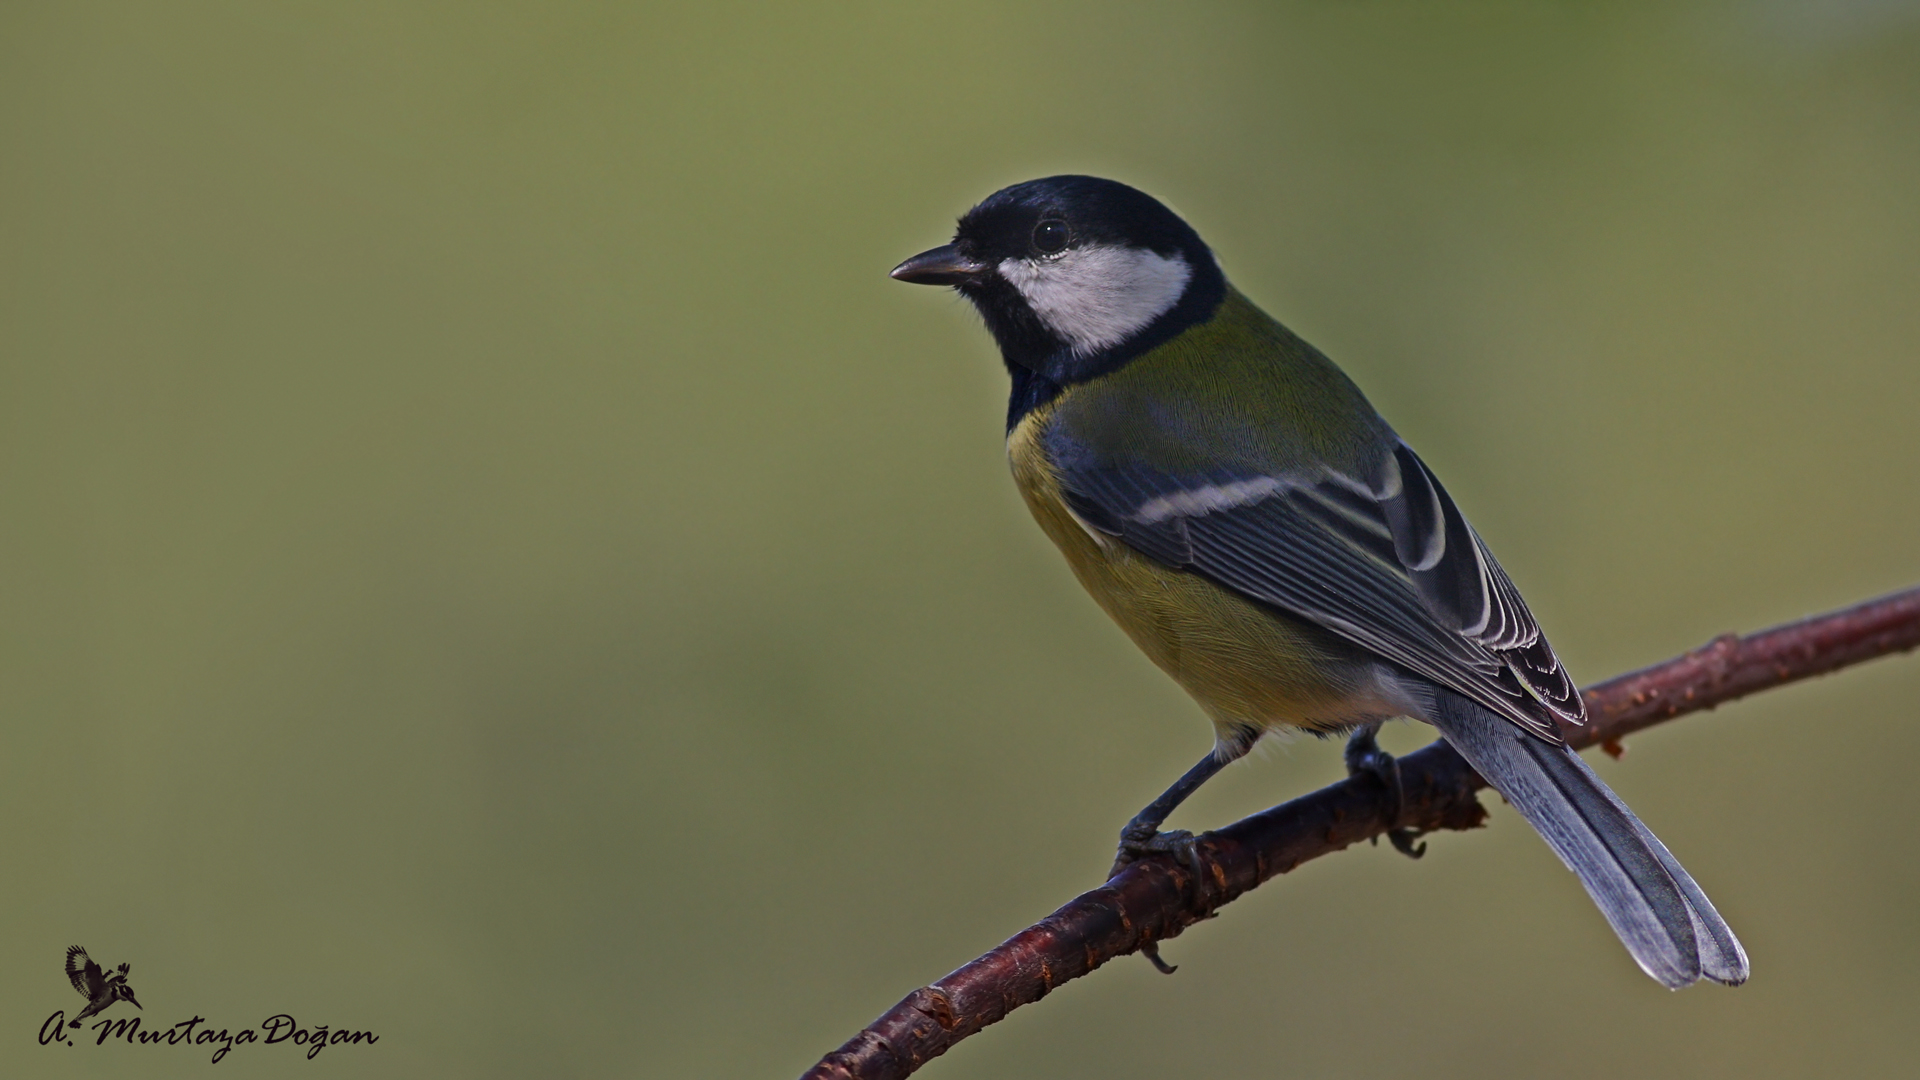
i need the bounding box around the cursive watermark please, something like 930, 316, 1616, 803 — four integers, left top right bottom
42, 948, 376, 1065
40, 1011, 378, 1065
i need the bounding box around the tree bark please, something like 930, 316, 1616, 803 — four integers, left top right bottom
800, 586, 1920, 1080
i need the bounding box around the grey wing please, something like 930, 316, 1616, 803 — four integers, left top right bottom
66, 947, 101, 998
1056, 438, 1584, 740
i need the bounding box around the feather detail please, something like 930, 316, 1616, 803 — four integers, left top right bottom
1039, 292, 1585, 741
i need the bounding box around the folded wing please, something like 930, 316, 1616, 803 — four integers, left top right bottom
1054, 436, 1584, 740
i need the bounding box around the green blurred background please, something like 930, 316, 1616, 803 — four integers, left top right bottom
4, 2, 1918, 1077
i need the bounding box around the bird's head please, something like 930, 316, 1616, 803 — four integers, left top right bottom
891, 176, 1225, 387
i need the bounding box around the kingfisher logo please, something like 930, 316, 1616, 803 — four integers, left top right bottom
63, 948, 140, 1028
39, 947, 378, 1065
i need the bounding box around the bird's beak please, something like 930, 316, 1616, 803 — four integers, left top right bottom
127, 995, 141, 1010
890, 244, 988, 286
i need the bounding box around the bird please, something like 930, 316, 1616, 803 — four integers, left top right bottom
890, 175, 1747, 988
65, 946, 141, 1027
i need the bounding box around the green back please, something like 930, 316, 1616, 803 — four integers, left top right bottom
1049, 289, 1397, 480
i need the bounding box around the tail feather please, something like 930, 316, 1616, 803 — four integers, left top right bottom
1426, 689, 1748, 988
1577, 752, 1750, 985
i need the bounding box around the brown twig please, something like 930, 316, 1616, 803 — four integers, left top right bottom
800, 586, 1920, 1080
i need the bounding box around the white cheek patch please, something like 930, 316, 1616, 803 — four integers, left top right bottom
998, 246, 1192, 356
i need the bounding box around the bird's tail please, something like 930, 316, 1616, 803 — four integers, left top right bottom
1425, 689, 1748, 988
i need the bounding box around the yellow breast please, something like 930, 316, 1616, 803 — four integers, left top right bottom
1007, 398, 1383, 744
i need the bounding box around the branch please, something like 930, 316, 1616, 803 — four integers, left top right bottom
801, 586, 1920, 1080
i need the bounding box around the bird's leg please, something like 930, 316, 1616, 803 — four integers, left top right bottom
1110, 741, 1251, 880
1344, 722, 1426, 859
1111, 737, 1255, 974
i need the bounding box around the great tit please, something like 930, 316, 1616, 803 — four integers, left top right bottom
891, 175, 1746, 988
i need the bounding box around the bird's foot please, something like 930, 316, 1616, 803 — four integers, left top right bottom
1109, 820, 1205, 881
1110, 822, 1204, 976
1345, 726, 1426, 859
1139, 941, 1179, 975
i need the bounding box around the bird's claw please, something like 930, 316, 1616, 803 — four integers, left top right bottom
1112, 823, 1202, 976
1140, 941, 1179, 974
1383, 826, 1427, 858
1110, 821, 1205, 881
1345, 730, 1427, 860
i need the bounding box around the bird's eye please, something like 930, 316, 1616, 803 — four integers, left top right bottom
1031, 219, 1070, 254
